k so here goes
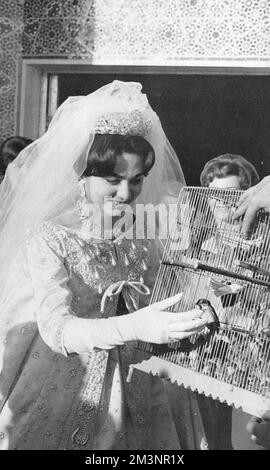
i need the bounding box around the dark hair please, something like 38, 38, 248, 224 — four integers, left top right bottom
0, 136, 33, 173
200, 153, 260, 190
81, 134, 155, 178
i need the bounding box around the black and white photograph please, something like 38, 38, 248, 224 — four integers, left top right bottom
0, 0, 270, 457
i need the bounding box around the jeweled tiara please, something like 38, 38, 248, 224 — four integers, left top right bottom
94, 109, 152, 137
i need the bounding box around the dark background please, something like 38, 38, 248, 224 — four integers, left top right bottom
58, 74, 270, 185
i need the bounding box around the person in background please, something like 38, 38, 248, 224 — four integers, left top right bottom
234, 175, 270, 450
196, 153, 260, 449
0, 136, 33, 182
197, 153, 260, 255
200, 153, 260, 190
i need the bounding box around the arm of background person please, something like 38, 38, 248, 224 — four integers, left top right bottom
233, 176, 270, 236
246, 412, 270, 449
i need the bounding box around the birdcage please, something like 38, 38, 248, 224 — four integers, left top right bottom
131, 187, 270, 416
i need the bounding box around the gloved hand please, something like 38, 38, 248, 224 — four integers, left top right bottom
63, 293, 207, 354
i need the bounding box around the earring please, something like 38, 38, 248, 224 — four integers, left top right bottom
77, 178, 91, 220
77, 178, 97, 238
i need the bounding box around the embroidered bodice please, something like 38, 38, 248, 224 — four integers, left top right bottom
23, 222, 152, 354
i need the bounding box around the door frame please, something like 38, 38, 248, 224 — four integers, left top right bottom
17, 58, 270, 139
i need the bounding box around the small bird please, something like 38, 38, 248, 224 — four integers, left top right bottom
210, 278, 245, 307
210, 278, 245, 297
195, 298, 220, 334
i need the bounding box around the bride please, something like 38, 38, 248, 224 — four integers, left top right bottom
0, 80, 209, 450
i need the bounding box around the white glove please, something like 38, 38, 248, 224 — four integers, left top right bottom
63, 293, 207, 355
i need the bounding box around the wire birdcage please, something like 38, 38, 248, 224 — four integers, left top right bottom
132, 187, 270, 416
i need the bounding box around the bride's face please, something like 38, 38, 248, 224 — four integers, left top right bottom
84, 152, 145, 218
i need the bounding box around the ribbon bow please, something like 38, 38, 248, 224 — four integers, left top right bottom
100, 280, 150, 314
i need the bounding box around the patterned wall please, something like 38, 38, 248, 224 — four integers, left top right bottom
0, 1, 24, 141
0, 0, 270, 140
22, 0, 95, 58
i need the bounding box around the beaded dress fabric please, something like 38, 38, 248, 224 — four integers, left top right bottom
0, 221, 208, 450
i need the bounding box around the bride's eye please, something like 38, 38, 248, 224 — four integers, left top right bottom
105, 177, 121, 185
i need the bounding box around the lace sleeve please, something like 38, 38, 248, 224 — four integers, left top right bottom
26, 232, 74, 355
26, 229, 132, 355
